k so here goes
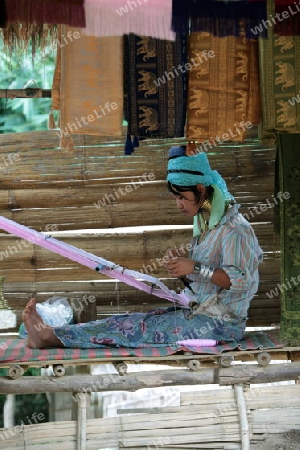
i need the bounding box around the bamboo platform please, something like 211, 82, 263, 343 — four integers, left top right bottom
0, 345, 299, 381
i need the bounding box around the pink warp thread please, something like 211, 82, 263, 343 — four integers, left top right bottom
82, 0, 176, 40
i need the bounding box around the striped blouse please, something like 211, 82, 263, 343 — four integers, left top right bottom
184, 204, 264, 320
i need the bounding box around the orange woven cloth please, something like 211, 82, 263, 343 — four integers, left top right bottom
59, 26, 123, 138
186, 32, 261, 145
51, 36, 61, 112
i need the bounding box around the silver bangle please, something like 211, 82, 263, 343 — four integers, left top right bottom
200, 264, 214, 280
193, 262, 214, 280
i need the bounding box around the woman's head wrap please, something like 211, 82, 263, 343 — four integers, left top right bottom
167, 146, 235, 203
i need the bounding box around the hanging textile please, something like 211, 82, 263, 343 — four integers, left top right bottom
171, 0, 267, 38
124, 33, 187, 139
83, 0, 175, 41
1, 0, 85, 53
51, 42, 61, 113
274, 1, 300, 35
48, 33, 62, 130
247, 0, 300, 36
0, 0, 7, 28
277, 133, 300, 340
4, 0, 86, 27
259, 2, 300, 135
186, 32, 261, 144
58, 26, 123, 151
275, 0, 298, 4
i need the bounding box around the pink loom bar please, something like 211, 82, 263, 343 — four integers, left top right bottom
0, 216, 183, 304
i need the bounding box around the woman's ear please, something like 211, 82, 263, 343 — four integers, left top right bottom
196, 184, 206, 196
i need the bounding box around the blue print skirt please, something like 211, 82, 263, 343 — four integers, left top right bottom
53, 307, 246, 349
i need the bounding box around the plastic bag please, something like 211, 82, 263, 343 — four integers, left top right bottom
19, 296, 74, 338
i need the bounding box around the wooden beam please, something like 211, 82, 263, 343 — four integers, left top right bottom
0, 369, 216, 394
1, 363, 300, 394
0, 89, 51, 98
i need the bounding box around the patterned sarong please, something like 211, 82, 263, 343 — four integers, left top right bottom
124, 33, 187, 139
53, 307, 247, 349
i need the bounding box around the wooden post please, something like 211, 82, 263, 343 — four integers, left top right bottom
77, 393, 87, 450
234, 385, 250, 450
72, 366, 91, 421
0, 89, 51, 98
3, 394, 15, 428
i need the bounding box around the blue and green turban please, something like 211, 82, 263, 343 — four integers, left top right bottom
167, 146, 235, 203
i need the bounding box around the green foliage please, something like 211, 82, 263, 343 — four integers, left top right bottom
0, 368, 49, 428
15, 394, 49, 426
0, 395, 5, 427
0, 40, 55, 133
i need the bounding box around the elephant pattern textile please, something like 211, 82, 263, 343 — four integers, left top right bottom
124, 33, 187, 139
186, 32, 261, 143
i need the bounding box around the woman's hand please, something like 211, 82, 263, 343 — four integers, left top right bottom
164, 257, 195, 278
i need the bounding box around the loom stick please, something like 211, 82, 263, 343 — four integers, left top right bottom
0, 216, 185, 305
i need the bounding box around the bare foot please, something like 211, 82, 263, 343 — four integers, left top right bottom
22, 298, 63, 348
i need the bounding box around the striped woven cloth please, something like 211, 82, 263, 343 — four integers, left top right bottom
0, 332, 282, 363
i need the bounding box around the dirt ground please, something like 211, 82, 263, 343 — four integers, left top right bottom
251, 430, 300, 450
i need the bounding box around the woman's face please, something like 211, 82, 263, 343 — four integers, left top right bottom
171, 184, 205, 217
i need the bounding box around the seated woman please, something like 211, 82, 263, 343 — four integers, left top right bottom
23, 147, 263, 349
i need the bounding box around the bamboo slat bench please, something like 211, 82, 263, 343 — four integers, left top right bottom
0, 330, 297, 380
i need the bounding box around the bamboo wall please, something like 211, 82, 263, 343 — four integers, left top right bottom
0, 131, 279, 330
